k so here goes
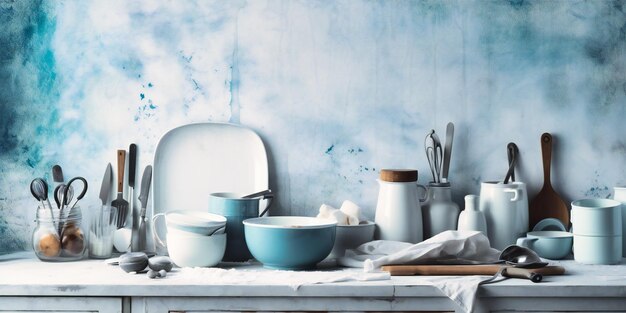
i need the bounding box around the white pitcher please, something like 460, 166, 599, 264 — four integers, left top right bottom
479, 181, 529, 250
375, 169, 428, 243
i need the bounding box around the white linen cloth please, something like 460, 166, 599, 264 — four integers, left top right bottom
339, 230, 501, 313
171, 266, 390, 290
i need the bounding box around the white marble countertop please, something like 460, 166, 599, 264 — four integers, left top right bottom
1, 251, 626, 299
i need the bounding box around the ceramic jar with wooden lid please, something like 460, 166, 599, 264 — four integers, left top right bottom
374, 169, 427, 243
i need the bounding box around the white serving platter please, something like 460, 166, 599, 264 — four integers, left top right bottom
152, 122, 269, 239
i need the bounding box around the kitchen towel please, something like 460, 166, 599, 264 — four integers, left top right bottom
339, 230, 501, 313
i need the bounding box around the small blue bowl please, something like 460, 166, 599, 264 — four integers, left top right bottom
243, 217, 336, 270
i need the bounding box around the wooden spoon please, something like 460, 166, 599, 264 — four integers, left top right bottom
529, 133, 569, 230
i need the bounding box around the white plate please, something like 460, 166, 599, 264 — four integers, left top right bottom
152, 123, 269, 240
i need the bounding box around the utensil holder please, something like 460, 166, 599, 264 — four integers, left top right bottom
33, 205, 86, 262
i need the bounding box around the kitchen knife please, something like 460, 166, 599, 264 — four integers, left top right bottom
99, 163, 113, 206
137, 165, 152, 252
128, 144, 138, 251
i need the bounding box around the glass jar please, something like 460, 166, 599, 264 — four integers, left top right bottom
32, 205, 86, 261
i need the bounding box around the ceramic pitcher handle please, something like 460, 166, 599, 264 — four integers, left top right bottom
151, 213, 167, 249
417, 184, 429, 203
504, 188, 520, 201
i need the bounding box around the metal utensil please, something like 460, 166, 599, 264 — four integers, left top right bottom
480, 245, 548, 285
30, 178, 56, 228
503, 142, 519, 184
137, 165, 152, 252
432, 131, 443, 182
99, 163, 113, 207
128, 144, 138, 251
57, 177, 87, 234
243, 189, 272, 199
63, 176, 88, 213
529, 133, 569, 230
499, 245, 548, 268
441, 122, 454, 183
425, 130, 438, 183
54, 184, 73, 209
112, 150, 129, 228
426, 131, 442, 183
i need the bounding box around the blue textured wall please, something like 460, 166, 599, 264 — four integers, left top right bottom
1, 0, 625, 252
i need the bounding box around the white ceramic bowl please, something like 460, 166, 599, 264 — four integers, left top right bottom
571, 199, 622, 236
166, 232, 226, 267
517, 231, 572, 260
153, 210, 226, 236
328, 221, 375, 259
573, 234, 622, 265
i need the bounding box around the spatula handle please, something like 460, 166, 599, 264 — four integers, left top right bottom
117, 150, 126, 193
541, 133, 552, 184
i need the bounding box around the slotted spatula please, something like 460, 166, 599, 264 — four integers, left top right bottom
112, 150, 129, 228
529, 133, 569, 229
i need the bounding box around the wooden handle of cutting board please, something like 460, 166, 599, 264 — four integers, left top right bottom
381, 265, 565, 276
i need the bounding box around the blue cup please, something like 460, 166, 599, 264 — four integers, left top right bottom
208, 192, 272, 262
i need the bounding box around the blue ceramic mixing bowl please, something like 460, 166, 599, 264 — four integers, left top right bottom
243, 217, 336, 270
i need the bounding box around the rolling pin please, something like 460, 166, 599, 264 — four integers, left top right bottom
381, 265, 565, 282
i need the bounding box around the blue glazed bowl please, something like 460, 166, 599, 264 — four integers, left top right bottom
243, 217, 337, 270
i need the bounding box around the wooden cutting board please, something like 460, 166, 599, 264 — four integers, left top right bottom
381, 264, 565, 276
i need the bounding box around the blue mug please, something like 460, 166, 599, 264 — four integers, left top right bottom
208, 192, 273, 262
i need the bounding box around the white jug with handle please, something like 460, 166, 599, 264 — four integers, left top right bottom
612, 187, 626, 257
375, 169, 428, 243
479, 181, 529, 250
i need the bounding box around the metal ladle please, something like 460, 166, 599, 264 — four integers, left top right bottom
480, 245, 548, 284
499, 245, 548, 268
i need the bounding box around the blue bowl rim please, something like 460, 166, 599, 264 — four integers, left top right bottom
243, 216, 337, 229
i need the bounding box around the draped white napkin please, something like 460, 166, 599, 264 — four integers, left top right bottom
339, 230, 501, 313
